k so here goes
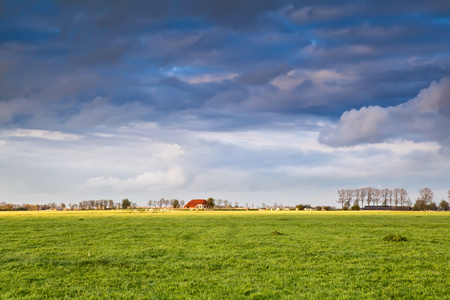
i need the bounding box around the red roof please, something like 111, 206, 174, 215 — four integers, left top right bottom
184, 199, 208, 208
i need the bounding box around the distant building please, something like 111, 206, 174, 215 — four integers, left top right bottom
363, 206, 411, 211
184, 199, 208, 209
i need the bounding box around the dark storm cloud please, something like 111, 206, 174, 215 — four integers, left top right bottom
1, 0, 450, 132
237, 64, 291, 86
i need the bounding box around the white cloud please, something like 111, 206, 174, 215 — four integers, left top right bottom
1, 128, 82, 141
196, 130, 332, 153
319, 77, 450, 147
177, 72, 238, 84
271, 68, 357, 91
0, 118, 447, 207
85, 166, 188, 190
65, 97, 152, 129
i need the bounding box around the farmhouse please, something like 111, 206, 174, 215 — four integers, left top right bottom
184, 199, 208, 209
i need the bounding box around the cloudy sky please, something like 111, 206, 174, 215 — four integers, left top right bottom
1, 0, 449, 207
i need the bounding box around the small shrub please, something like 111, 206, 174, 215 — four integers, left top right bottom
351, 205, 360, 211
382, 234, 407, 242
270, 231, 283, 236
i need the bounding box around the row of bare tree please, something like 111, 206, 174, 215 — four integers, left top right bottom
337, 187, 439, 209
0, 202, 67, 211
214, 199, 239, 208
78, 199, 116, 210
148, 198, 185, 208
337, 187, 411, 209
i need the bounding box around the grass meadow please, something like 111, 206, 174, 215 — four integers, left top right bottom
0, 210, 449, 299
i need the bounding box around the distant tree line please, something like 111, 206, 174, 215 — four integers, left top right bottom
147, 198, 185, 208
1, 190, 449, 211
337, 187, 410, 210
261, 202, 292, 209
77, 199, 138, 210
0, 199, 136, 211
0, 202, 70, 211
295, 204, 333, 211
78, 199, 115, 210
337, 188, 449, 211
0, 202, 40, 211
211, 199, 239, 208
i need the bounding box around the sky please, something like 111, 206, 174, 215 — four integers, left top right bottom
1, 0, 449, 207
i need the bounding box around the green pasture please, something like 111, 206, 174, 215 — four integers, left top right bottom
0, 210, 449, 299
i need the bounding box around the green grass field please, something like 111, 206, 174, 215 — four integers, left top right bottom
1, 210, 449, 299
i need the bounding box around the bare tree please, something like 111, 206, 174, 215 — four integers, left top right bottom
359, 188, 368, 208
419, 188, 434, 205
406, 198, 412, 207
353, 189, 360, 206
399, 188, 408, 207
180, 200, 185, 207
345, 189, 353, 208
393, 188, 400, 207
366, 187, 374, 207
373, 188, 381, 206
337, 189, 346, 208
381, 189, 390, 206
